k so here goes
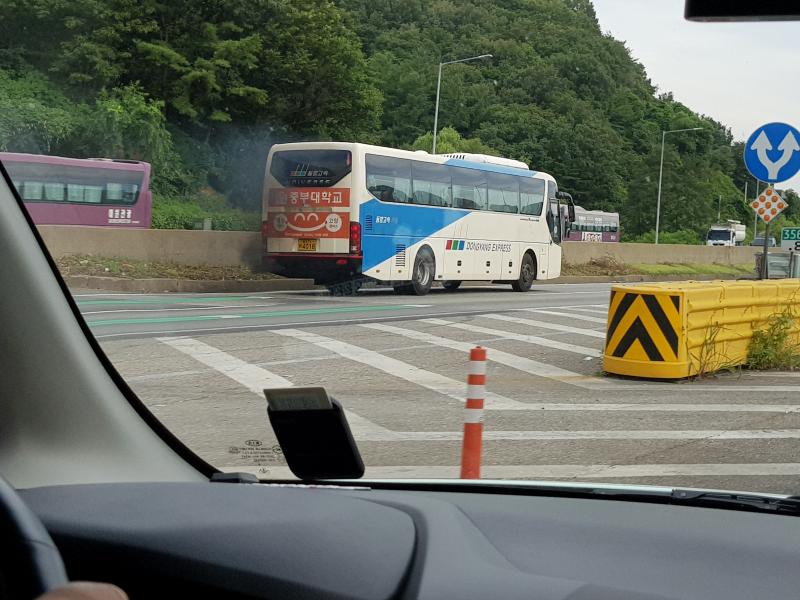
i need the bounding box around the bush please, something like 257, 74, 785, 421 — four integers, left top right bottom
152, 195, 260, 231
746, 308, 800, 371
624, 229, 702, 245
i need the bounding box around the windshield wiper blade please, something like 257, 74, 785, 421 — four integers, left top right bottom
671, 489, 800, 515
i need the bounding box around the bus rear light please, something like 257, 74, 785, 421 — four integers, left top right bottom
349, 222, 361, 254
336, 259, 347, 266
261, 221, 269, 237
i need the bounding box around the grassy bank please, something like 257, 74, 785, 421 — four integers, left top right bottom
56, 255, 276, 281
561, 257, 752, 277
57, 254, 753, 282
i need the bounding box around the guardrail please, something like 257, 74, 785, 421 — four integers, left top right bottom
603, 279, 800, 378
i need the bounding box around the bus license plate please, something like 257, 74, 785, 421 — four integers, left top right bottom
297, 239, 317, 252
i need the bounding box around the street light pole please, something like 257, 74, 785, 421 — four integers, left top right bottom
432, 53, 492, 154
655, 127, 703, 244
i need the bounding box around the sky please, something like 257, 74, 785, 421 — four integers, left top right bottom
591, 0, 800, 190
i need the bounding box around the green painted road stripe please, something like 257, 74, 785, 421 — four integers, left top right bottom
78, 295, 265, 306
86, 304, 418, 327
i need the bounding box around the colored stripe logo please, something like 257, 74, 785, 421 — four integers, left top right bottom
446, 240, 466, 250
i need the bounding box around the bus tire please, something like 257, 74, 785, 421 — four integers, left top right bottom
410, 248, 435, 296
511, 252, 535, 292
442, 280, 461, 291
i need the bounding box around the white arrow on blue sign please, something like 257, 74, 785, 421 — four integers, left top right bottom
744, 122, 800, 183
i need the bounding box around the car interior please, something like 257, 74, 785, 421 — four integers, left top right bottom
2, 3, 800, 600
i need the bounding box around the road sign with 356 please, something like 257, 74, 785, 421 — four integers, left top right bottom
781, 227, 800, 251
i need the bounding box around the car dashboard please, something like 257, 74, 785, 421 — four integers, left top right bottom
18, 481, 800, 600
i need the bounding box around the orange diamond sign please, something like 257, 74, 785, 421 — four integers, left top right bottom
751, 187, 788, 223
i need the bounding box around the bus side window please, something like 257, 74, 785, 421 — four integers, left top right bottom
366, 154, 412, 203
451, 166, 486, 210
488, 172, 519, 213
411, 161, 451, 207
520, 178, 544, 215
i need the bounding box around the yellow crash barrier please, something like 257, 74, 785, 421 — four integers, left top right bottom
603, 279, 800, 379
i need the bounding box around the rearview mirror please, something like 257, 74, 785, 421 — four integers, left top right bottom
685, 0, 800, 21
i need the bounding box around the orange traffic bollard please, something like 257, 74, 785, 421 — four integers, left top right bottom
460, 346, 486, 479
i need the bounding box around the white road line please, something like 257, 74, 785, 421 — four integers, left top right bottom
483, 313, 607, 338
272, 328, 524, 409
226, 463, 800, 480
220, 425, 800, 442
156, 336, 388, 438
484, 403, 800, 413
526, 309, 607, 324
82, 303, 280, 315
158, 337, 293, 388
568, 307, 609, 315
363, 322, 617, 392
366, 321, 799, 394
419, 318, 601, 358
91, 309, 565, 340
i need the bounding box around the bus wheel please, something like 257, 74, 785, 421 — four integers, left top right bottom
410, 249, 434, 296
442, 280, 461, 291
511, 253, 535, 292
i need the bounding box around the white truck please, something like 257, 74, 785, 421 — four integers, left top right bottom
706, 220, 746, 247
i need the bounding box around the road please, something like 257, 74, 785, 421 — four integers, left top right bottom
73, 282, 800, 494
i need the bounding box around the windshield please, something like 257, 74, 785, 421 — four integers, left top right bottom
3, 0, 800, 496
707, 229, 732, 241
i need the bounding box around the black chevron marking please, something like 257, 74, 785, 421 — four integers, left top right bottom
612, 316, 664, 361
605, 292, 636, 349
642, 294, 679, 357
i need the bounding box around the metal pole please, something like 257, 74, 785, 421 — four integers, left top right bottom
717, 194, 722, 221
763, 218, 770, 280
655, 130, 666, 244
432, 62, 443, 155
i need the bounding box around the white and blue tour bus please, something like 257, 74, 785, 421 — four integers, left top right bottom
262, 142, 573, 295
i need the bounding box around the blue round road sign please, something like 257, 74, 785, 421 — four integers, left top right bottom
744, 122, 800, 183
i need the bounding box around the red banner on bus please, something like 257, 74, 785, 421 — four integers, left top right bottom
265, 210, 350, 239
268, 187, 350, 209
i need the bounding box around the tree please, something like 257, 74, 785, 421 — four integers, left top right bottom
411, 127, 496, 155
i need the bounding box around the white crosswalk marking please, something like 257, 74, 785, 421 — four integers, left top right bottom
570, 306, 608, 315
250, 428, 800, 442
272, 328, 524, 409
158, 337, 292, 388
419, 318, 602, 357
482, 313, 607, 337
524, 309, 607, 324
157, 336, 389, 438
362, 322, 616, 391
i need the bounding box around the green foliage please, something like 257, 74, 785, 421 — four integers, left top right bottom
0, 68, 79, 153
746, 308, 800, 371
151, 194, 260, 231
2, 0, 795, 235
625, 229, 703, 245
411, 127, 497, 155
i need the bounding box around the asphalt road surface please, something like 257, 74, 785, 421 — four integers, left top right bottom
72, 282, 800, 495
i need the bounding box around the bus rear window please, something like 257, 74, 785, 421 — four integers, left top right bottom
270, 150, 352, 187
4, 161, 143, 205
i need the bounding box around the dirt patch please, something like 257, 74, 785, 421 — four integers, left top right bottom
56, 255, 278, 281
562, 255, 631, 276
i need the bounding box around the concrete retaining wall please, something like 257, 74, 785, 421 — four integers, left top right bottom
562, 241, 760, 265
38, 225, 762, 268
38, 225, 264, 268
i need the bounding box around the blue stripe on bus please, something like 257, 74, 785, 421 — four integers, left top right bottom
443, 158, 538, 178
360, 199, 470, 272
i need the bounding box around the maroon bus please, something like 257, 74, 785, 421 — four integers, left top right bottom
0, 152, 152, 228
565, 206, 620, 242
